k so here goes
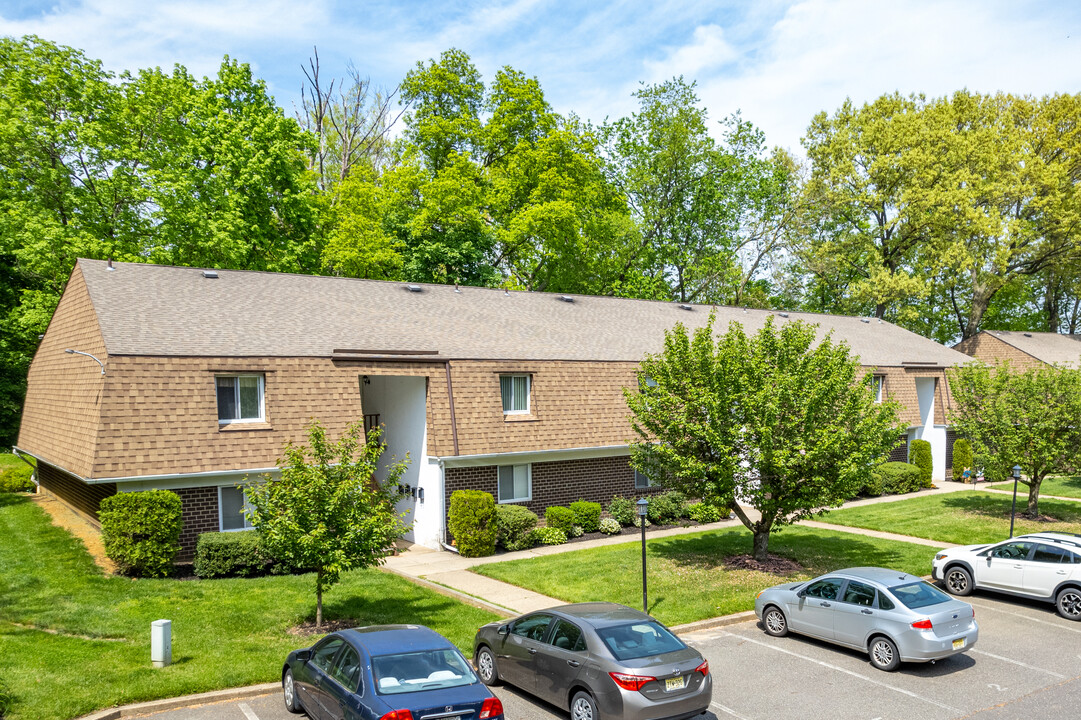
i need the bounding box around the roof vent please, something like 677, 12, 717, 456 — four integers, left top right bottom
777, 312, 789, 318
860, 318, 871, 324
201, 270, 218, 279
679, 304, 694, 311
107, 259, 115, 271
405, 284, 423, 293
559, 295, 575, 303
1023, 332, 1032, 337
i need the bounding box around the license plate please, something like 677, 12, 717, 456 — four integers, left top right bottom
952, 638, 965, 650
665, 676, 685, 691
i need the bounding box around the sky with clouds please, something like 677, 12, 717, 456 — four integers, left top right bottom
2, 0, 1079, 154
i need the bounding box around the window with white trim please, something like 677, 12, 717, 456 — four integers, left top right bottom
634, 469, 655, 489
497, 464, 531, 502
871, 375, 885, 403
500, 374, 531, 414
219, 486, 254, 531
216, 374, 265, 423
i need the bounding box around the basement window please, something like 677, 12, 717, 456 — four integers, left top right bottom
219, 486, 254, 531
498, 464, 532, 503
216, 374, 265, 423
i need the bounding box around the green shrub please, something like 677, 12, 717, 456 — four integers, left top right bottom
860, 473, 885, 497
911, 440, 933, 487
533, 526, 567, 545
687, 502, 723, 523
952, 438, 973, 482
545, 506, 576, 534
99, 490, 183, 577
569, 500, 602, 532
194, 531, 277, 578
647, 491, 687, 524
608, 496, 637, 526
0, 463, 34, 493
447, 490, 497, 557
599, 517, 622, 534
494, 504, 539, 551
872, 462, 923, 495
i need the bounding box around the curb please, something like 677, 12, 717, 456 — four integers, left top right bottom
671, 610, 758, 635
76, 683, 278, 720
381, 566, 515, 618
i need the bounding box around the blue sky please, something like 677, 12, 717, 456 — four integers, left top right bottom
2, 0, 1079, 153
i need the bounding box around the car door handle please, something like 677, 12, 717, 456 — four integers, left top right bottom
528, 648, 538, 654
1013, 565, 1023, 569
861, 609, 873, 615
1058, 570, 1068, 575
567, 660, 581, 667
820, 602, 831, 607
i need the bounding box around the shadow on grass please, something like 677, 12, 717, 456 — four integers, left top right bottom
316, 593, 475, 628
940, 493, 1081, 522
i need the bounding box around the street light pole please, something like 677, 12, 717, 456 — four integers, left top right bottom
1009, 465, 1021, 538
637, 497, 649, 613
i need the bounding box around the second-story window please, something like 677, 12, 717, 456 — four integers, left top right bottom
217, 374, 264, 423
500, 374, 530, 414
872, 375, 885, 403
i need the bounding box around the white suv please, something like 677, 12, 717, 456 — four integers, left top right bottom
932, 533, 1081, 621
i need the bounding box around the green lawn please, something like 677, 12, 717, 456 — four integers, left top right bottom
0, 494, 499, 720
821, 491, 1081, 545
472, 525, 942, 626
0, 453, 22, 471
988, 475, 1081, 500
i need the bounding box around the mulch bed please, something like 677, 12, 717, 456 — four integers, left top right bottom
722, 553, 803, 575
288, 618, 361, 637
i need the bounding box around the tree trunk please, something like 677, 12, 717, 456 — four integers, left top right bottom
752, 531, 770, 562
1026, 479, 1042, 518
316, 571, 324, 628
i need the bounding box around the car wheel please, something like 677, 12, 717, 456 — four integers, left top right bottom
1056, 588, 1081, 621
283, 668, 302, 714
570, 691, 599, 720
762, 605, 789, 637
868, 636, 900, 672
944, 566, 974, 596
476, 645, 501, 686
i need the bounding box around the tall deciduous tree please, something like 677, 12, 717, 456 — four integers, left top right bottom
948, 362, 1081, 517
245, 420, 408, 627
625, 315, 902, 560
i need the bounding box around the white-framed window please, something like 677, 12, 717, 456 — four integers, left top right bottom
500, 374, 531, 414
634, 469, 655, 489
871, 375, 885, 403
497, 464, 531, 503
219, 486, 254, 531
216, 374, 265, 423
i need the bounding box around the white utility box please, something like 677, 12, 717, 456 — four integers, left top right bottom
151, 619, 172, 668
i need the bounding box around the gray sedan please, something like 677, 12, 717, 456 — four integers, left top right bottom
754, 567, 978, 671
473, 602, 711, 720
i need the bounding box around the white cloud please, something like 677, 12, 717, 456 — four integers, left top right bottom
643, 24, 739, 83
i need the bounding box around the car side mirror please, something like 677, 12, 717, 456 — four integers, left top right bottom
497, 625, 509, 636
796, 589, 806, 598
296, 649, 311, 662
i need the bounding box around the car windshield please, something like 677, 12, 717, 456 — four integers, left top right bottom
372, 648, 478, 695
889, 581, 952, 610
596, 621, 685, 661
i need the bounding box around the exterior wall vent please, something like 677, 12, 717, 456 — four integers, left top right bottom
201, 270, 218, 279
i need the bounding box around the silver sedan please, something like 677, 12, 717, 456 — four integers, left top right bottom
754, 566, 978, 671
473, 602, 711, 720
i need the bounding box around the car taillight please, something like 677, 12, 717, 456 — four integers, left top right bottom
609, 671, 656, 691
911, 618, 933, 630
379, 711, 414, 720
972, 607, 976, 618
479, 697, 503, 719
695, 659, 709, 676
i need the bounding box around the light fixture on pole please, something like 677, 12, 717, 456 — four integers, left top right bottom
63, 348, 106, 375
637, 497, 649, 613
1009, 465, 1021, 538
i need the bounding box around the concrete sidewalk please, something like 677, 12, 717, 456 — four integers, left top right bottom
383, 480, 977, 616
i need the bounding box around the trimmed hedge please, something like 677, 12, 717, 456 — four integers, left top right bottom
952, 438, 973, 482
193, 531, 289, 578
545, 506, 576, 534
607, 496, 637, 526
865, 462, 922, 496
647, 491, 687, 524
569, 500, 601, 533
448, 490, 497, 557
0, 463, 34, 493
495, 504, 539, 551
687, 502, 723, 524
99, 490, 183, 577
911, 439, 933, 488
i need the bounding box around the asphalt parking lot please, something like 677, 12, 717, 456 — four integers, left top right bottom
132, 591, 1081, 720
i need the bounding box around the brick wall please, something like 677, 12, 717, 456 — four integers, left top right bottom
35, 462, 116, 527
175, 486, 220, 561
887, 434, 909, 463
443, 455, 662, 543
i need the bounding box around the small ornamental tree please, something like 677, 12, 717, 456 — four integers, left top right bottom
952, 438, 973, 482
948, 362, 1081, 517
625, 314, 903, 561
910, 439, 933, 488
245, 420, 408, 627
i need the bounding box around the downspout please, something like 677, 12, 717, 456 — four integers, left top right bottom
444, 361, 459, 456
442, 362, 460, 553
11, 448, 39, 486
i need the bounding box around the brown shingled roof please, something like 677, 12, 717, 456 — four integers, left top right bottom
977, 330, 1081, 368
77, 259, 973, 367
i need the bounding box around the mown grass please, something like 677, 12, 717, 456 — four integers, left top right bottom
821, 491, 1081, 545
0, 494, 499, 720
988, 475, 1081, 500
472, 525, 942, 626
0, 453, 22, 472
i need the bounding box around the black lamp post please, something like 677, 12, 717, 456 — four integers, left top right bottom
1009, 465, 1022, 538
637, 497, 649, 613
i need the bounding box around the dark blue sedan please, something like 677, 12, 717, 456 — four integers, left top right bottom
282, 624, 504, 720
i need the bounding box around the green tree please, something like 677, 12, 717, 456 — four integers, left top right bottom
625, 315, 902, 560
947, 361, 1081, 517
244, 420, 408, 627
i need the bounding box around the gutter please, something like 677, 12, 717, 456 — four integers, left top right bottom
12, 448, 280, 485
435, 444, 631, 467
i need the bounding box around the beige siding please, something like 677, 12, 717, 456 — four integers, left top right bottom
954, 334, 1046, 369
869, 366, 952, 427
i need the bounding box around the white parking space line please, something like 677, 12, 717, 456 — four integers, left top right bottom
721, 631, 961, 714
237, 703, 260, 720
969, 649, 1067, 678
710, 701, 755, 720
968, 601, 1081, 633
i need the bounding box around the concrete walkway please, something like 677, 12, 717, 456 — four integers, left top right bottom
383, 480, 978, 616
980, 486, 1081, 503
